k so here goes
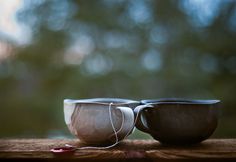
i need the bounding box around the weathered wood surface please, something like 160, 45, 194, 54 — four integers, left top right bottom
0, 139, 236, 161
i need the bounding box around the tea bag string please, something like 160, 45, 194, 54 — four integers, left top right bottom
65, 103, 142, 150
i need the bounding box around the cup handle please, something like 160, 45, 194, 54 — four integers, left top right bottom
114, 106, 135, 139
134, 104, 153, 133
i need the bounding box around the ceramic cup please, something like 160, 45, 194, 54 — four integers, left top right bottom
64, 98, 146, 145
134, 98, 220, 145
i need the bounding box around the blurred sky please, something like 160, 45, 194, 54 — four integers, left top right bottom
0, 0, 233, 52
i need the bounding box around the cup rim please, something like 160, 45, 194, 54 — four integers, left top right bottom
141, 98, 220, 105
64, 98, 140, 106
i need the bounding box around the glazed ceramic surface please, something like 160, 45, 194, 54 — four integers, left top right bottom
135, 99, 220, 145
64, 98, 139, 145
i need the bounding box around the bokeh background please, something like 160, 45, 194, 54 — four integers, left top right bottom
0, 0, 236, 139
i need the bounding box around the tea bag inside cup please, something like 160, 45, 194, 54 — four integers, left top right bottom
70, 103, 123, 144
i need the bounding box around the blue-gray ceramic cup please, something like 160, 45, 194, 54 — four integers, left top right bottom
64, 98, 143, 145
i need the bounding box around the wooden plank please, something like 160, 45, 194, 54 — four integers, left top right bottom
0, 139, 236, 161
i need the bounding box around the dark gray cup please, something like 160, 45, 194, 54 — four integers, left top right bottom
134, 99, 220, 145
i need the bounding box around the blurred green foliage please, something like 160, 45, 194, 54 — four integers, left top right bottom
0, 0, 236, 138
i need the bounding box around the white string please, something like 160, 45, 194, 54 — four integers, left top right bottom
65, 103, 143, 150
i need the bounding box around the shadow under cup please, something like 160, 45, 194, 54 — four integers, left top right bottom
135, 99, 220, 145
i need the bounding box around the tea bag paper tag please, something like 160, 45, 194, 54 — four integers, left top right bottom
64, 102, 76, 124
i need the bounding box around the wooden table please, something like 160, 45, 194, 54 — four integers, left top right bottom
0, 139, 236, 161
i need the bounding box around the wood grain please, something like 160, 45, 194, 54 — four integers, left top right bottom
0, 139, 236, 161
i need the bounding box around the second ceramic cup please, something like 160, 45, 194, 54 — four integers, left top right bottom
134, 98, 220, 145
